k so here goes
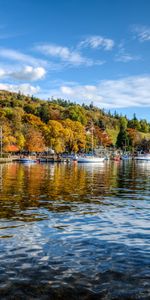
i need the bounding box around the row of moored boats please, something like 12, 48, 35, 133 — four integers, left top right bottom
17, 153, 150, 163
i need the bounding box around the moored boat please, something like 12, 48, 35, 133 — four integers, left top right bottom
112, 155, 120, 161
75, 122, 105, 163
18, 157, 37, 163
76, 155, 105, 163
121, 154, 131, 160
134, 153, 150, 161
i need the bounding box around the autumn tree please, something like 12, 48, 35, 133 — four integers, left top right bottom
0, 120, 17, 152
95, 126, 112, 147
23, 114, 44, 128
46, 120, 65, 153
127, 128, 140, 151
25, 127, 45, 152
62, 119, 86, 152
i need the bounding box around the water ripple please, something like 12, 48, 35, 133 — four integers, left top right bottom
0, 161, 150, 299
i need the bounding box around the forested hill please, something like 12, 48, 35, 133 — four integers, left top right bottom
0, 90, 150, 153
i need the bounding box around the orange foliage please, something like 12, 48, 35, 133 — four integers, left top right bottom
25, 127, 45, 152
95, 126, 112, 147
4, 144, 20, 152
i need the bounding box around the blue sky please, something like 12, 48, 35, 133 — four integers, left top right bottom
0, 0, 150, 120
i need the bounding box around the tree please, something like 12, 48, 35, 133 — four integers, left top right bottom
127, 128, 140, 151
25, 127, 45, 152
64, 105, 87, 125
16, 133, 25, 151
62, 119, 86, 152
95, 126, 112, 147
0, 121, 17, 152
140, 119, 149, 133
46, 120, 65, 153
116, 118, 129, 150
120, 116, 128, 129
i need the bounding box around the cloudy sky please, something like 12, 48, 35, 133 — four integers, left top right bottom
0, 0, 150, 119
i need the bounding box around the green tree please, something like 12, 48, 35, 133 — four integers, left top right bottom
116, 117, 129, 150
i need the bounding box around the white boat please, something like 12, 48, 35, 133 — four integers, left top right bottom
76, 155, 105, 163
75, 123, 105, 163
19, 157, 37, 163
134, 154, 150, 161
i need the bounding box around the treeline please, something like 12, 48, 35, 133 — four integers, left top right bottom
0, 90, 150, 153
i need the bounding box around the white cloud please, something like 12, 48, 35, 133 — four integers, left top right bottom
36, 44, 104, 66
0, 66, 46, 81
0, 83, 40, 95
0, 68, 6, 77
60, 86, 74, 95
0, 48, 47, 66
79, 35, 115, 50
115, 43, 141, 63
132, 25, 150, 42
11, 66, 46, 81
48, 76, 150, 108
115, 53, 141, 62
9, 75, 150, 109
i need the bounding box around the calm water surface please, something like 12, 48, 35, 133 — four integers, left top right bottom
0, 161, 149, 299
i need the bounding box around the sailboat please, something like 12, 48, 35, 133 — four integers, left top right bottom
76, 124, 105, 163
76, 155, 105, 163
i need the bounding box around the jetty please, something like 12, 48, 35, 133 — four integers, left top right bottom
0, 157, 13, 163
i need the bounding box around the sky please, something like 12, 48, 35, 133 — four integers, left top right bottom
0, 0, 150, 120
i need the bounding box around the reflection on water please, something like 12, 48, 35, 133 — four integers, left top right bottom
0, 161, 150, 299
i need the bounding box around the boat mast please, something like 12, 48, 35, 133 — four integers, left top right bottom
91, 123, 94, 155
0, 126, 2, 157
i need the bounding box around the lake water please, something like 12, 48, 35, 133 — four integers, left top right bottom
0, 161, 150, 299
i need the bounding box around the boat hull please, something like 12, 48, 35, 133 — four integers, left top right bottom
19, 158, 36, 163
134, 156, 150, 161
77, 156, 105, 163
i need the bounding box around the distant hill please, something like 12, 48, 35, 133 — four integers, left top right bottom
0, 90, 150, 153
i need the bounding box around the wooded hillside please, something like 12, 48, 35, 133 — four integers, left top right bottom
0, 90, 150, 153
